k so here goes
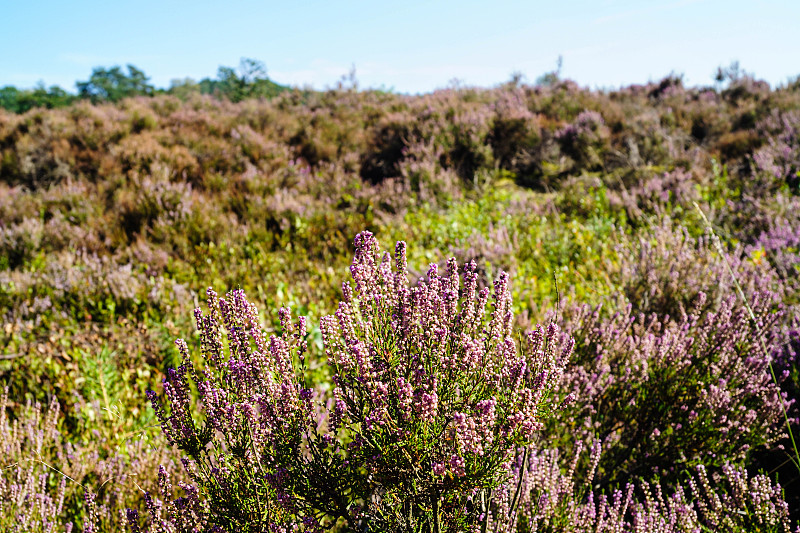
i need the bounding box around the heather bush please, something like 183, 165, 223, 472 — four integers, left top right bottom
487, 442, 795, 532
747, 217, 800, 291
145, 232, 573, 531
115, 171, 195, 240
611, 218, 800, 381
0, 250, 192, 332
487, 88, 540, 172
606, 167, 701, 221
397, 138, 464, 205
555, 292, 790, 488
0, 388, 182, 532
554, 110, 610, 173
615, 219, 787, 319
0, 216, 45, 269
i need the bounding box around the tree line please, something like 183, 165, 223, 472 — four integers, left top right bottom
0, 58, 287, 113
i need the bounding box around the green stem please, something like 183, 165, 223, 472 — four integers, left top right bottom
693, 202, 800, 473
433, 493, 441, 533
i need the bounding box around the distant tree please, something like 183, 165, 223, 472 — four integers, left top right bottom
535, 55, 563, 87
197, 76, 217, 95
27, 84, 74, 109
202, 58, 286, 102
506, 71, 526, 87
1, 59, 287, 112
714, 61, 744, 86
168, 77, 201, 100
0, 86, 22, 112
76, 64, 154, 103
239, 57, 268, 85
215, 65, 246, 101
0, 83, 75, 113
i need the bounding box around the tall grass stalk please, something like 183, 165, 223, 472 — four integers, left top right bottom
693, 201, 800, 474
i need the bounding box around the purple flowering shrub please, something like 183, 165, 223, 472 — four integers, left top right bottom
721, 110, 800, 253
487, 443, 795, 533
141, 287, 310, 532
145, 231, 572, 531
606, 168, 700, 220
753, 109, 800, 192
487, 88, 540, 172
554, 110, 610, 172
554, 292, 789, 489
0, 216, 45, 269
320, 233, 573, 530
115, 170, 195, 240
615, 219, 800, 381
0, 388, 181, 532
746, 217, 800, 292
1, 392, 71, 533
396, 137, 465, 206
617, 219, 787, 320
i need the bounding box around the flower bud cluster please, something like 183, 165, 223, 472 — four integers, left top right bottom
147, 231, 572, 531
484, 442, 794, 533
557, 290, 791, 488
316, 231, 571, 529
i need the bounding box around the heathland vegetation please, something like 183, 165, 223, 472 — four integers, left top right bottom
1, 64, 799, 531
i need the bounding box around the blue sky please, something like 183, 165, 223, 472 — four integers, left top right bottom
1, 0, 798, 94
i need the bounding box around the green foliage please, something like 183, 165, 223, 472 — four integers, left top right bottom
76, 64, 155, 103
194, 58, 288, 102
0, 83, 76, 113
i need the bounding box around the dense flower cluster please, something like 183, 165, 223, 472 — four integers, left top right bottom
142, 286, 314, 532
556, 291, 791, 488
145, 232, 572, 531
0, 388, 180, 532
754, 109, 800, 189
320, 232, 572, 530
486, 442, 796, 533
